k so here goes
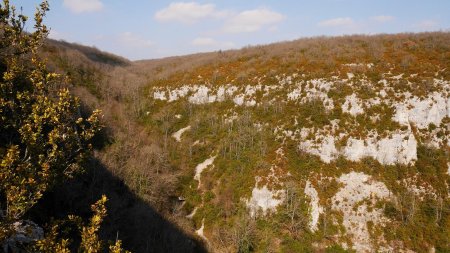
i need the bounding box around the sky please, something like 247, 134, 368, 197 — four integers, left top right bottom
10, 0, 450, 60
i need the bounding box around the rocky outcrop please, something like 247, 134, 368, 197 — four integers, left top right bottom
2, 220, 44, 253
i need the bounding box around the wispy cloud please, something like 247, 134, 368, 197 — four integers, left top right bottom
413, 20, 439, 31
318, 17, 354, 27
370, 15, 394, 23
191, 37, 234, 48
154, 2, 228, 24
223, 8, 285, 33
154, 3, 285, 33
63, 0, 103, 13
117, 32, 154, 48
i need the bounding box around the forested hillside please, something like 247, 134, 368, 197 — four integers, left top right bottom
39, 32, 450, 252
1, 4, 449, 251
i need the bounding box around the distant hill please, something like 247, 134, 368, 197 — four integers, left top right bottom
46, 39, 130, 66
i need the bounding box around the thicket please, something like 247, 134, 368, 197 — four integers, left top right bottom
3, 3, 446, 250
0, 1, 128, 251
140, 31, 450, 252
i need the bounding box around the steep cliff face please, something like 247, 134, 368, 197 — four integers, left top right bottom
143, 33, 450, 252
150, 70, 448, 252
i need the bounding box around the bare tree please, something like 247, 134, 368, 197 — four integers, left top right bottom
232, 213, 256, 253
283, 182, 308, 238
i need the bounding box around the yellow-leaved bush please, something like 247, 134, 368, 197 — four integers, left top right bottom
0, 1, 128, 252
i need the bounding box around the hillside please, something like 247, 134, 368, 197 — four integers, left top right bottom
40, 32, 449, 252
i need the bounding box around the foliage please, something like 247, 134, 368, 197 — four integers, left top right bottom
233, 213, 256, 253
0, 0, 96, 236
35, 196, 129, 253
0, 1, 129, 252
4, 2, 446, 249
140, 30, 450, 251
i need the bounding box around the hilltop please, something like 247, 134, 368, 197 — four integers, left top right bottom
39, 32, 450, 252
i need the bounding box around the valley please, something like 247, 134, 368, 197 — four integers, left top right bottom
41, 32, 450, 252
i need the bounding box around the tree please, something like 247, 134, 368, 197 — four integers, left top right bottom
0, 1, 127, 252
231, 212, 256, 253
282, 182, 308, 238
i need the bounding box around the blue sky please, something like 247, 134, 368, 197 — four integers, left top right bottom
10, 0, 450, 60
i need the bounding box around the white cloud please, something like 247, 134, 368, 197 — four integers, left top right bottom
413, 20, 439, 31
370, 15, 394, 23
155, 2, 228, 24
318, 17, 354, 27
154, 3, 285, 33
63, 0, 103, 13
223, 8, 285, 33
117, 32, 154, 48
191, 37, 234, 48
268, 25, 279, 32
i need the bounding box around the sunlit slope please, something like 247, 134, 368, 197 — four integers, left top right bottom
143, 32, 450, 252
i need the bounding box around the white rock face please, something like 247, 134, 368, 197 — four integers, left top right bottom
299, 130, 417, 165
343, 63, 373, 68
304, 180, 323, 232
332, 172, 391, 253
186, 207, 198, 219
343, 93, 364, 116
287, 86, 302, 100
302, 79, 335, 110
149, 64, 450, 252
151, 76, 352, 112
246, 148, 287, 217
246, 185, 285, 217
245, 84, 260, 96
245, 99, 257, 106
344, 131, 417, 165
194, 155, 217, 187
154, 84, 238, 104
188, 86, 213, 104
153, 90, 166, 100
233, 94, 245, 106
169, 85, 190, 102
298, 136, 338, 163
216, 87, 225, 101
153, 83, 267, 107
226, 85, 238, 96
196, 219, 209, 244
447, 95, 450, 118
344, 138, 376, 161
393, 92, 448, 129
376, 132, 417, 165
172, 126, 191, 142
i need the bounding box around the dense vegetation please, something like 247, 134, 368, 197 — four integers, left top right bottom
0, 0, 126, 251
140, 32, 450, 252
1, 1, 450, 252
1, 1, 205, 252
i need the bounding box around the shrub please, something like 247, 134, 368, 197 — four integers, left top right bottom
0, 1, 126, 252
